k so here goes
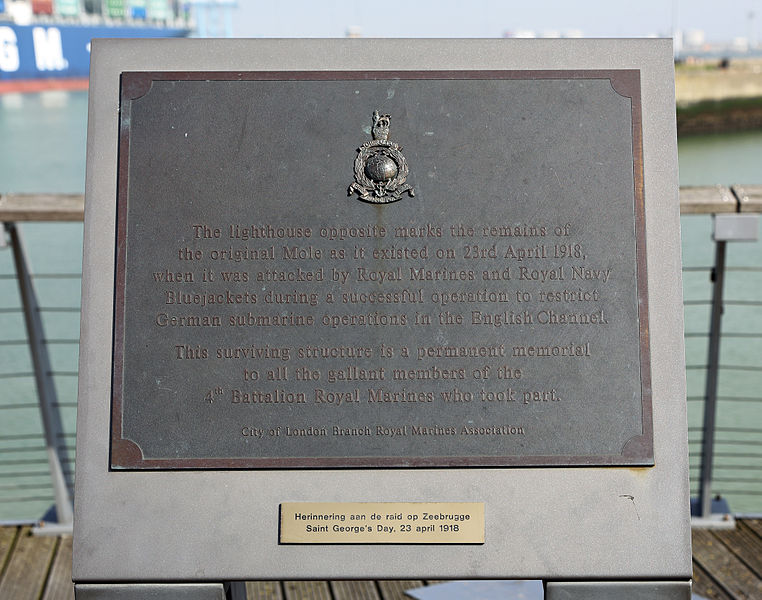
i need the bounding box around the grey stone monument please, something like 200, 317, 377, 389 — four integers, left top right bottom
74, 39, 691, 599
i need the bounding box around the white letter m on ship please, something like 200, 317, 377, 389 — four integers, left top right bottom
33, 27, 67, 71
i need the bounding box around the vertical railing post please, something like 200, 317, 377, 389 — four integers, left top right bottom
697, 210, 759, 520
697, 238, 726, 519
5, 222, 74, 530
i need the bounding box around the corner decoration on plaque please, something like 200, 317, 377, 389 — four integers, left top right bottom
348, 110, 415, 203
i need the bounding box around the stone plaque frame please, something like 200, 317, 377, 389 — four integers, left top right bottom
110, 69, 652, 470
74, 39, 690, 585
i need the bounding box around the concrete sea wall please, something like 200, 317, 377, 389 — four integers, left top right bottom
675, 58, 762, 135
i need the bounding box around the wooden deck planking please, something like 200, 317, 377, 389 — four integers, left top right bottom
376, 580, 425, 600
692, 526, 762, 600
283, 580, 333, 600
0, 520, 760, 599
692, 560, 735, 600
716, 521, 762, 578
742, 519, 762, 539
246, 581, 284, 600
329, 580, 381, 600
42, 536, 74, 600
0, 525, 18, 575
0, 526, 57, 600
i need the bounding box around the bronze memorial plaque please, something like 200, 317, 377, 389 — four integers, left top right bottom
111, 70, 652, 469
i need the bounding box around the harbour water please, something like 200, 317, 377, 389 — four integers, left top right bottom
0, 90, 760, 520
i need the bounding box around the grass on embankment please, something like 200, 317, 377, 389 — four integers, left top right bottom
677, 96, 762, 135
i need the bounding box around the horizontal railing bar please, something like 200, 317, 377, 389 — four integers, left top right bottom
0, 338, 28, 345
688, 460, 762, 466
0, 458, 74, 466
3, 189, 761, 518
650, 268, 762, 275
0, 483, 57, 491
3, 338, 79, 346
705, 490, 762, 495
686, 365, 762, 371
689, 489, 762, 496
687, 397, 762, 403
712, 452, 762, 458
688, 431, 762, 436
688, 439, 762, 445
1, 187, 761, 223
683, 298, 748, 311
0, 444, 72, 454
0, 340, 28, 346
706, 477, 762, 483
0, 470, 72, 478
0, 193, 85, 221
695, 426, 762, 433
29, 269, 762, 282
0, 446, 76, 465
0, 306, 80, 314
688, 427, 762, 433
0, 273, 82, 279
688, 440, 762, 446
684, 301, 762, 307
689, 464, 762, 471
722, 267, 762, 272
685, 332, 762, 338
0, 496, 55, 503
680, 185, 739, 213
13, 320, 762, 341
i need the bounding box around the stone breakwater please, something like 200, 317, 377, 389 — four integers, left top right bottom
676, 58, 762, 135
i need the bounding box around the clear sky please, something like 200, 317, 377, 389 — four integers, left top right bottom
231, 0, 760, 44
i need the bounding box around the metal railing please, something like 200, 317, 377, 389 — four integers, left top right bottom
0, 187, 760, 527
680, 185, 762, 518
0, 195, 82, 532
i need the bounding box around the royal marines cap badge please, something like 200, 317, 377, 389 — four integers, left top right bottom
348, 111, 415, 204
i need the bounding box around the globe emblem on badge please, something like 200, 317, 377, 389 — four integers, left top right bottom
348, 111, 415, 204
365, 154, 398, 182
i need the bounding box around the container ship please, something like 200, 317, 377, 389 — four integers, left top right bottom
0, 0, 191, 92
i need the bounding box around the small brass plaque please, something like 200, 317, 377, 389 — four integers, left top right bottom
280, 502, 485, 544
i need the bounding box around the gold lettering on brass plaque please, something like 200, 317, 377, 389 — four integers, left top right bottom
279, 502, 484, 544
